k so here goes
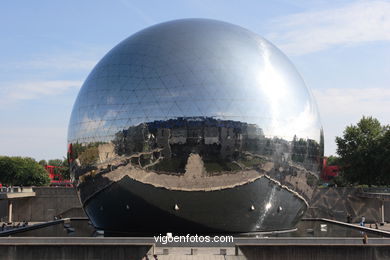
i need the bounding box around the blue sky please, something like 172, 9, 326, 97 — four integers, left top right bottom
0, 0, 389, 160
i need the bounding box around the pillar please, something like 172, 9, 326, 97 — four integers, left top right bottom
381, 200, 385, 224
8, 200, 13, 223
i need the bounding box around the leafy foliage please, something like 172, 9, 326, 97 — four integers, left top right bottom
40, 158, 70, 180
326, 155, 340, 166
78, 147, 99, 166
0, 156, 50, 186
329, 173, 349, 187
336, 116, 390, 185
38, 160, 47, 166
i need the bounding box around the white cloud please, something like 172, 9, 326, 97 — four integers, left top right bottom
1, 48, 103, 71
20, 55, 96, 71
312, 87, 390, 155
267, 0, 390, 55
0, 80, 82, 103
0, 47, 105, 105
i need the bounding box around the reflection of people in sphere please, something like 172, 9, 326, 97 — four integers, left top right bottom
362, 233, 368, 244
359, 216, 366, 227
346, 213, 352, 223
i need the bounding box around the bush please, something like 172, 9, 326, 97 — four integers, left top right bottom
332, 173, 349, 187
0, 156, 50, 186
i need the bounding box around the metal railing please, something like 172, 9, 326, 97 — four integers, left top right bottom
0, 186, 33, 193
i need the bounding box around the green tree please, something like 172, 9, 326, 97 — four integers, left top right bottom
377, 129, 390, 184
48, 159, 62, 166
336, 116, 389, 185
48, 158, 70, 180
292, 135, 307, 163
0, 156, 50, 186
38, 159, 47, 166
326, 155, 340, 166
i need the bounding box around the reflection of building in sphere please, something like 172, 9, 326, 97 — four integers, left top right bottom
68, 19, 323, 234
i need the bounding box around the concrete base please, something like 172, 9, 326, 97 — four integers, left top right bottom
1, 235, 390, 260
0, 238, 153, 260
0, 187, 86, 222
237, 245, 390, 260
0, 245, 152, 260
2, 243, 390, 260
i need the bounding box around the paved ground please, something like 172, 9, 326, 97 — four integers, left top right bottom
353, 222, 390, 232
148, 256, 245, 260
153, 247, 235, 256
376, 223, 390, 232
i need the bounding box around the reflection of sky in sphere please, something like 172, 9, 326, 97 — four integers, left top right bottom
68, 19, 322, 144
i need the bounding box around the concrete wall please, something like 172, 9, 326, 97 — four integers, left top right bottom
305, 187, 390, 223
2, 186, 389, 223
238, 245, 390, 260
0, 200, 7, 221
11, 187, 85, 222
0, 245, 151, 260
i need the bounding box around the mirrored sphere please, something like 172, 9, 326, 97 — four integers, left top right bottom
68, 19, 324, 234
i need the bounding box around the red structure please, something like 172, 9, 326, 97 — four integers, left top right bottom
321, 157, 340, 181
44, 165, 73, 187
